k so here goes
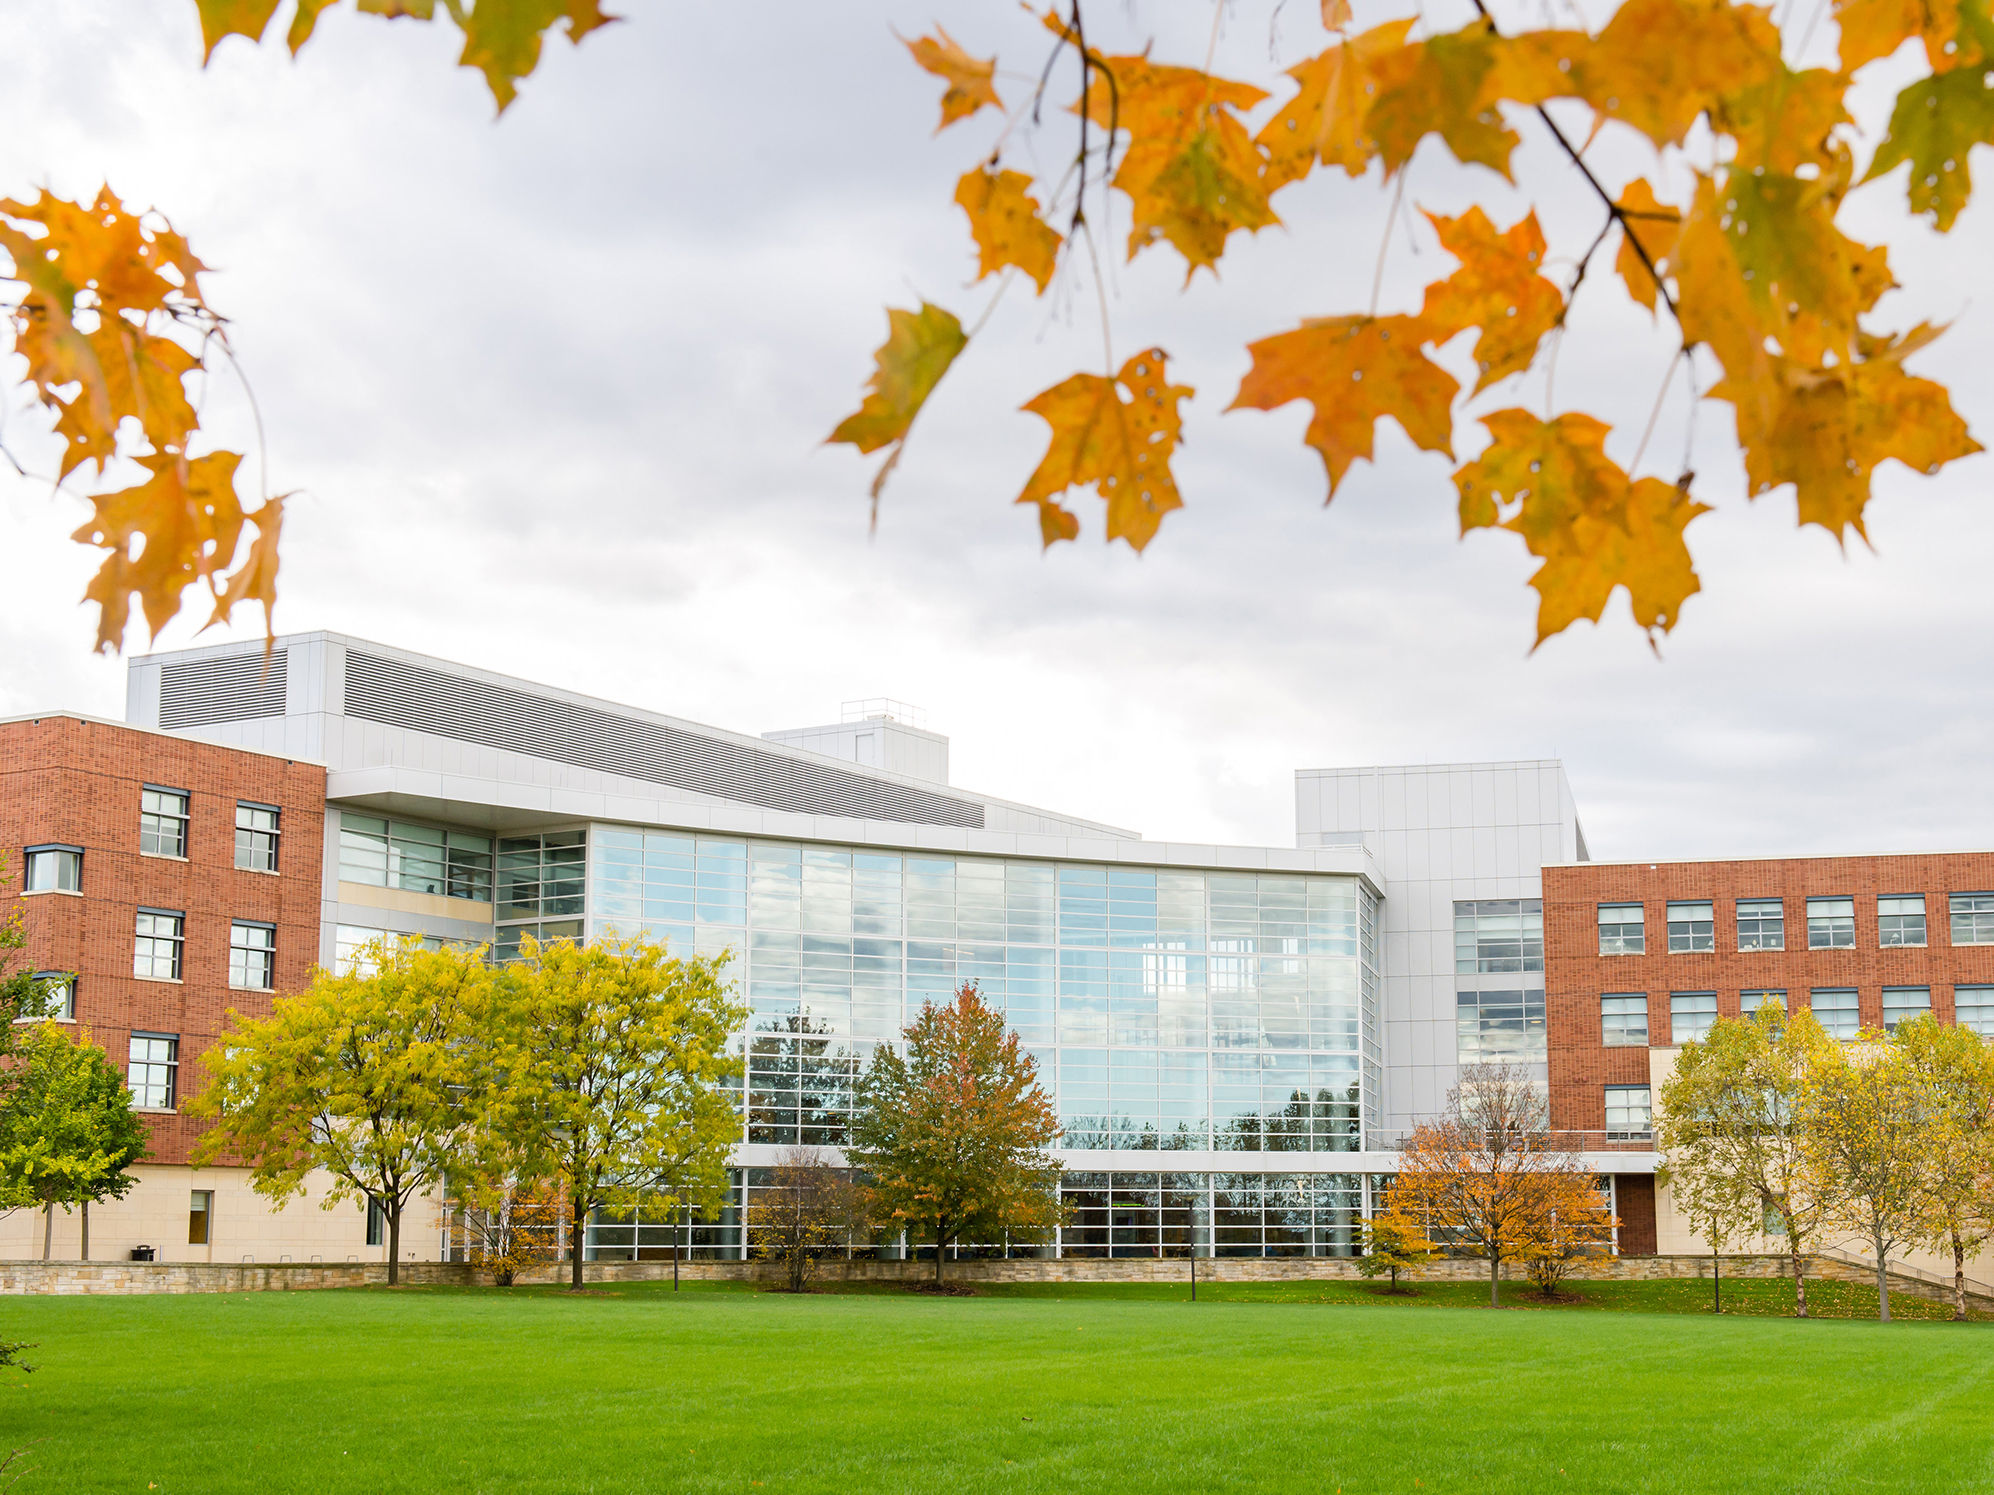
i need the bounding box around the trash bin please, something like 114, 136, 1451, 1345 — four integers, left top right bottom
130, 1246, 155, 1262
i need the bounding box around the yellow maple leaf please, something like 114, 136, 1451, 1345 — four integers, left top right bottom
827, 302, 969, 503
457, 0, 616, 112
1612, 180, 1683, 315
954, 167, 1063, 294
1419, 207, 1563, 393
902, 27, 1002, 132
1569, 0, 1785, 148
1254, 21, 1415, 191
1834, 0, 1993, 72
1714, 64, 1852, 175
1080, 57, 1275, 280
1016, 350, 1193, 550
1228, 315, 1458, 500
1455, 410, 1711, 644
1366, 22, 1521, 180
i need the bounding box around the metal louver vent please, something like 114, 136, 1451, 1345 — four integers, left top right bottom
158, 651, 289, 730
343, 652, 986, 829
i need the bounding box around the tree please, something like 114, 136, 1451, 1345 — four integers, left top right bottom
1657, 1006, 1838, 1318
1895, 1015, 1994, 1321
0, 1024, 146, 1259
1513, 1171, 1618, 1298
745, 1147, 873, 1293
1357, 1206, 1435, 1293
190, 936, 491, 1284
846, 982, 1064, 1286
487, 935, 745, 1292
1387, 1062, 1601, 1307
443, 1176, 565, 1288
8, 0, 1991, 654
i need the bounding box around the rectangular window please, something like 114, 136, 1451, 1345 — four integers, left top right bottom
1454, 988, 1547, 1064
338, 812, 494, 902
140, 788, 189, 858
134, 910, 185, 981
1605, 1084, 1653, 1141
1807, 897, 1855, 949
27, 973, 76, 1022
229, 921, 275, 990
188, 1190, 212, 1246
129, 1033, 179, 1109
1670, 991, 1718, 1045
1598, 903, 1645, 956
1736, 898, 1785, 951
1452, 900, 1543, 975
1741, 989, 1786, 1017
1667, 901, 1715, 953
1809, 987, 1860, 1040
235, 803, 280, 872
1957, 986, 1994, 1038
366, 1198, 385, 1247
1601, 994, 1649, 1047
23, 845, 81, 893
1950, 893, 1994, 947
1878, 895, 1927, 947
1883, 986, 1931, 1032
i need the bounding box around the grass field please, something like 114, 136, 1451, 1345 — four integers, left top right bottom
5, 1278, 1992, 1494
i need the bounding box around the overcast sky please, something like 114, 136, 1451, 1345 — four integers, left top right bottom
1, 0, 1987, 861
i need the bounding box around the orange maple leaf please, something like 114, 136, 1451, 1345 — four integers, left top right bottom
828, 302, 969, 504
1255, 21, 1415, 191
1419, 207, 1564, 393
1612, 180, 1683, 316
1228, 315, 1458, 500
954, 167, 1062, 294
1569, 0, 1785, 148
1456, 410, 1711, 645
902, 27, 1002, 132
1365, 22, 1521, 180
1016, 350, 1193, 550
1834, 0, 1992, 72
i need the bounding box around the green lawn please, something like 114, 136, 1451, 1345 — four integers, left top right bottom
5, 1279, 1992, 1493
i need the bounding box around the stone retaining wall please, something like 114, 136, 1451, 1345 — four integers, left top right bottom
0, 1261, 473, 1296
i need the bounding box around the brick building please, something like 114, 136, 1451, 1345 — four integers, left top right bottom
1544, 853, 1994, 1258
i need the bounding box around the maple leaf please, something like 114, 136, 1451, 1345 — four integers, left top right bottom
1863, 66, 1994, 231
828, 303, 969, 501
193, 0, 284, 60
1613, 180, 1683, 314
1081, 57, 1275, 279
456, 0, 615, 112
954, 167, 1063, 294
901, 27, 1002, 131
1254, 21, 1415, 190
1714, 64, 1853, 175
1568, 0, 1786, 148
1228, 315, 1458, 500
1834, 0, 1994, 72
1015, 350, 1193, 550
1419, 207, 1564, 393
1366, 22, 1522, 180
1455, 410, 1711, 644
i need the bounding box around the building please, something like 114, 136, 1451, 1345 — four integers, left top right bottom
7, 630, 1632, 1265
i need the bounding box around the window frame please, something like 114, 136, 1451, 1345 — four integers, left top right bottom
1740, 989, 1787, 1018
133, 908, 186, 982
25, 971, 76, 1022
1877, 894, 1927, 948
1666, 900, 1716, 954
188, 1189, 213, 1246
1604, 1083, 1654, 1141
1882, 985, 1932, 1032
1808, 987, 1861, 1040
234, 801, 281, 873
1597, 903, 1646, 956
1806, 896, 1856, 950
228, 919, 277, 991
22, 844, 82, 894
128, 1031, 180, 1110
140, 785, 191, 859
1956, 985, 1994, 1038
1669, 991, 1718, 1045
1950, 893, 1994, 948
1600, 993, 1650, 1048
1735, 897, 1785, 952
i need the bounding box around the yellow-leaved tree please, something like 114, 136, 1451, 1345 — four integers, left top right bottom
1894, 1015, 1994, 1321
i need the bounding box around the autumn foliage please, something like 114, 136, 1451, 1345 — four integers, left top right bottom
831, 1, 1987, 646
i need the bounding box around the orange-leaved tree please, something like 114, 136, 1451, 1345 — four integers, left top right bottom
846, 981, 1063, 1286
830, 1, 1988, 648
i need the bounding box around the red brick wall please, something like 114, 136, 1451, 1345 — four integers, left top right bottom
1, 716, 325, 1165
1545, 854, 1994, 1132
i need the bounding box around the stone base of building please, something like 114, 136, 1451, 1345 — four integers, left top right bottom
1, 1261, 473, 1295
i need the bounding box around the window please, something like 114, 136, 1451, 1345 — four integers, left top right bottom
1605, 1085, 1653, 1141
366, 1198, 385, 1247
1807, 897, 1855, 949
1951, 893, 1994, 947
134, 910, 184, 981
1957, 987, 1994, 1038
189, 1190, 212, 1246
1736, 898, 1784, 951
235, 803, 279, 871
1601, 994, 1649, 1047
1741, 989, 1786, 1017
1877, 895, 1926, 947
23, 845, 81, 893
1883, 987, 1931, 1031
1598, 903, 1645, 955
493, 920, 586, 963
339, 813, 494, 901
140, 788, 189, 858
1453, 900, 1543, 974
1455, 988, 1547, 1064
229, 921, 275, 990
1809, 988, 1860, 1040
498, 831, 587, 920
1670, 991, 1718, 1044
1667, 901, 1715, 953
129, 1033, 178, 1108
28, 973, 75, 1022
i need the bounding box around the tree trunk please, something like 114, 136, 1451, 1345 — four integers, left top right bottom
81, 1201, 89, 1263
1953, 1231, 1967, 1322
570, 1208, 586, 1291
1789, 1237, 1808, 1319
42, 1202, 52, 1261
1873, 1225, 1890, 1323
1488, 1253, 1500, 1308
1712, 1235, 1720, 1315
387, 1204, 401, 1286
935, 1226, 946, 1285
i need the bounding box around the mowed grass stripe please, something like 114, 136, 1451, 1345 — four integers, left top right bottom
4, 1286, 1992, 1494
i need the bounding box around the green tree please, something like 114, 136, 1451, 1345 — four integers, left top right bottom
190, 936, 492, 1284
0, 1023, 146, 1259
1357, 1206, 1435, 1293
1657, 1007, 1838, 1318
1895, 1015, 1994, 1320
486, 935, 745, 1291
847, 982, 1063, 1286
